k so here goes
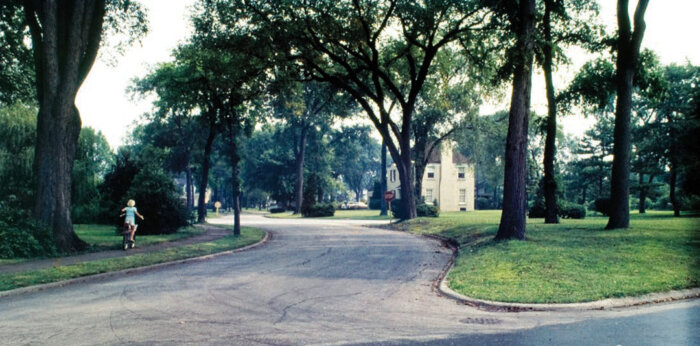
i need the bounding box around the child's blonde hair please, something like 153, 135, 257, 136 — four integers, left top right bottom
127, 199, 136, 207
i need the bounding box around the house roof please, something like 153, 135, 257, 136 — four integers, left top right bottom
424, 142, 471, 164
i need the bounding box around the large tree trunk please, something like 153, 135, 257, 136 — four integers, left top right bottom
638, 173, 646, 214
185, 163, 193, 216
380, 141, 388, 216
496, 0, 536, 241
25, 0, 106, 252
542, 0, 559, 224
197, 124, 217, 223
293, 125, 308, 214
669, 159, 680, 217
607, 0, 649, 229
395, 135, 417, 219
230, 130, 242, 236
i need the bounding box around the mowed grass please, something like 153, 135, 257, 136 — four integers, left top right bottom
266, 209, 390, 220
0, 226, 265, 292
75, 224, 205, 250
399, 210, 699, 303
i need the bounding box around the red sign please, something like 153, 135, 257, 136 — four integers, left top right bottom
383, 191, 395, 202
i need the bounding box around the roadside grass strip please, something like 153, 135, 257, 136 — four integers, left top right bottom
75, 224, 205, 250
0, 227, 264, 292
401, 210, 699, 303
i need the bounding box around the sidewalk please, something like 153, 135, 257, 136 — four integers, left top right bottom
0, 224, 230, 275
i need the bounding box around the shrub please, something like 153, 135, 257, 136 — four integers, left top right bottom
476, 197, 491, 210
529, 200, 586, 219
594, 198, 611, 216
302, 203, 335, 217
416, 203, 439, 217
269, 206, 286, 213
528, 201, 546, 218
559, 202, 586, 219
123, 165, 188, 235
0, 202, 56, 258
390, 200, 439, 218
368, 198, 382, 210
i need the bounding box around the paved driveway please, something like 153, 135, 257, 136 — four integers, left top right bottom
1, 214, 697, 345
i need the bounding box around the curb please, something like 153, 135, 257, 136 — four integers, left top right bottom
0, 231, 270, 300
422, 232, 700, 312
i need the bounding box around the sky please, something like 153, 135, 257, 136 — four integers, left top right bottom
75, 0, 700, 149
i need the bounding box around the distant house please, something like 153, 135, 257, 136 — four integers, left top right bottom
173, 177, 211, 207
387, 141, 475, 212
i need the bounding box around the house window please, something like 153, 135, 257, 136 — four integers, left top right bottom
459, 189, 466, 203
390, 169, 396, 182
427, 166, 435, 179
458, 166, 465, 179
426, 189, 433, 204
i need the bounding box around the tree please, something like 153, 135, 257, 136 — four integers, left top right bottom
331, 126, 380, 202
0, 0, 34, 105
606, 0, 649, 229
269, 75, 348, 214
0, 103, 36, 206
493, 0, 537, 240
130, 62, 205, 218
537, 0, 602, 223
240, 0, 492, 220
185, 2, 272, 234
72, 127, 113, 223
21, 0, 146, 252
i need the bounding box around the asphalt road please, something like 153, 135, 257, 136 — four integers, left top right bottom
1, 214, 698, 345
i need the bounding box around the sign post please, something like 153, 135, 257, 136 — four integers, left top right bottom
214, 201, 222, 216
383, 191, 395, 223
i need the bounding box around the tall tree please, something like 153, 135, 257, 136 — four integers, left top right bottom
240, 0, 492, 219
537, 0, 602, 223
606, 0, 649, 229
22, 0, 146, 252
494, 0, 537, 240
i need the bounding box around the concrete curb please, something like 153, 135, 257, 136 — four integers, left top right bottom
0, 231, 270, 300
422, 232, 700, 312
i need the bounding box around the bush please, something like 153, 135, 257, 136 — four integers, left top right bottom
123, 165, 188, 235
368, 198, 382, 210
594, 198, 611, 216
529, 200, 586, 219
416, 203, 439, 217
559, 202, 586, 219
476, 197, 491, 210
269, 206, 286, 213
389, 200, 439, 218
0, 202, 56, 258
528, 201, 546, 218
302, 203, 335, 217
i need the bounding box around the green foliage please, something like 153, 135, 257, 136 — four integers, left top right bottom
303, 203, 336, 218
594, 198, 611, 216
124, 165, 188, 235
416, 204, 440, 218
369, 181, 382, 210
0, 202, 55, 258
558, 201, 586, 219
390, 200, 438, 218
0, 1, 35, 105
0, 103, 36, 206
72, 128, 113, 223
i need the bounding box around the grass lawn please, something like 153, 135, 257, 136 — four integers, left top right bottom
0, 226, 265, 292
75, 224, 205, 250
396, 210, 699, 303
267, 209, 390, 220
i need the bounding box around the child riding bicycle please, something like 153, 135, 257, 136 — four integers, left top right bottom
121, 199, 144, 249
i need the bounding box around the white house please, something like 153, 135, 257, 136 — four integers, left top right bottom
387, 141, 475, 212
